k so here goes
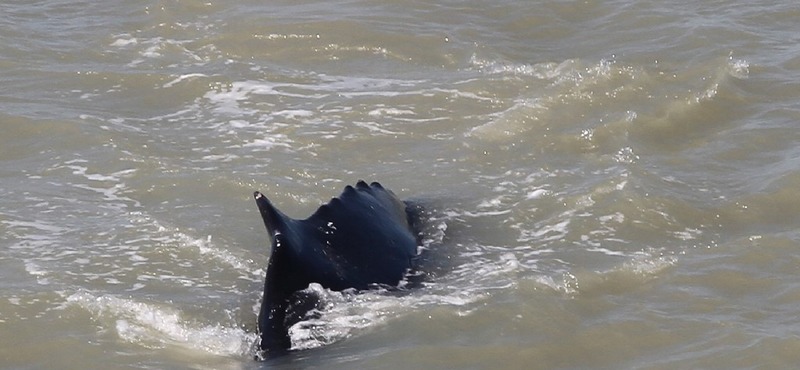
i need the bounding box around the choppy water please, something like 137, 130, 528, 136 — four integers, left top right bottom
3, 0, 800, 369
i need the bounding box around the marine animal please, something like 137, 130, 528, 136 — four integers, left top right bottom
253, 181, 423, 357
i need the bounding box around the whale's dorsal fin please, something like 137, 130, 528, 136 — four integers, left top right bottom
253, 191, 292, 237
253, 182, 423, 357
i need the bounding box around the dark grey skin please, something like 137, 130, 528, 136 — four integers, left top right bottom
253, 181, 424, 358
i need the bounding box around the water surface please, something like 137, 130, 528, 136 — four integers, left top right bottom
2, 1, 800, 369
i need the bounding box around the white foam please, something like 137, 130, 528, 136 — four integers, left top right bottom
203, 80, 327, 115
110, 35, 138, 47
586, 247, 629, 257
3, 219, 68, 235
257, 33, 318, 40
469, 54, 559, 78
368, 107, 415, 116
673, 228, 702, 241
525, 188, 551, 200
272, 109, 314, 119
599, 212, 625, 225
520, 218, 571, 243
242, 135, 294, 151
353, 121, 402, 135
201, 154, 240, 162
142, 43, 163, 58
444, 209, 512, 218
286, 282, 483, 351
313, 74, 422, 92
146, 219, 262, 279
24, 260, 47, 277
727, 57, 750, 79
477, 196, 504, 209
66, 291, 256, 356
613, 147, 640, 164
162, 73, 208, 88
623, 250, 677, 276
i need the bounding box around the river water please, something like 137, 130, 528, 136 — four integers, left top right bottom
2, 1, 800, 369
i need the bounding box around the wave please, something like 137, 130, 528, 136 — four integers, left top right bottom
66, 291, 256, 357
466, 56, 644, 141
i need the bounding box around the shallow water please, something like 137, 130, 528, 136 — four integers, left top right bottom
2, 1, 800, 369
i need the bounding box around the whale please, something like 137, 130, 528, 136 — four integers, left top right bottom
253, 180, 423, 357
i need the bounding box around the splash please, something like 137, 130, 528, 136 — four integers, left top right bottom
727, 56, 750, 79
284, 281, 484, 351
